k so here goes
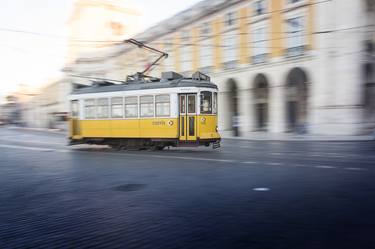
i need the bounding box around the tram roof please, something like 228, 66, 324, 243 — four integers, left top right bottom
71, 78, 218, 95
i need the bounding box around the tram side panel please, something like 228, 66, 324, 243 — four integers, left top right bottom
139, 118, 179, 138
79, 119, 111, 138
111, 119, 140, 138
75, 118, 179, 139
197, 115, 220, 140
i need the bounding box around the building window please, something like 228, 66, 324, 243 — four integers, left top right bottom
225, 12, 236, 27
223, 32, 237, 69
253, 0, 267, 16
140, 95, 154, 117
252, 26, 268, 63
155, 94, 170, 117
200, 39, 213, 72
180, 31, 191, 74
200, 91, 212, 114
84, 99, 96, 119
200, 22, 213, 72
201, 22, 211, 36
110, 21, 124, 36
125, 96, 138, 118
111, 97, 123, 118
96, 98, 109, 119
286, 16, 305, 56
366, 0, 375, 12
164, 41, 173, 71
288, 0, 303, 3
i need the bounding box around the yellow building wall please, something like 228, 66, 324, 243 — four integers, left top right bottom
173, 35, 181, 72
270, 0, 284, 57
239, 7, 249, 64
270, 0, 315, 56
213, 17, 223, 70
192, 27, 199, 71
307, 0, 315, 50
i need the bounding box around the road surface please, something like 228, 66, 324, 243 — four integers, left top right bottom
1, 127, 375, 248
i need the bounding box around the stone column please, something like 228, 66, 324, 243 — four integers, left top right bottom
218, 91, 230, 132
269, 84, 286, 133
238, 87, 254, 134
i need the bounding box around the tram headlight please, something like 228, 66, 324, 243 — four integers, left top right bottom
216, 126, 218, 132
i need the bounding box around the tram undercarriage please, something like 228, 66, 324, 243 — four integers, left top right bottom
69, 138, 221, 150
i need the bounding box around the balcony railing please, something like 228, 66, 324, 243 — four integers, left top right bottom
285, 45, 305, 57
251, 53, 268, 64
223, 60, 238, 70
199, 66, 213, 74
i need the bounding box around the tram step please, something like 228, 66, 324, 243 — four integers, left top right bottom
212, 141, 221, 149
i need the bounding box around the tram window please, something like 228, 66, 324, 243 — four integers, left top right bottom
71, 100, 79, 118
111, 97, 123, 118
140, 95, 154, 117
97, 98, 109, 118
180, 95, 186, 114
213, 92, 218, 114
156, 94, 170, 117
200, 91, 212, 114
125, 96, 138, 118
84, 99, 96, 119
188, 95, 196, 114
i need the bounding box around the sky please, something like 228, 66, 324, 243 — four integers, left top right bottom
0, 0, 202, 103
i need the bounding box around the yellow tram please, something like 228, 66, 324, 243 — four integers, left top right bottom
68, 71, 221, 150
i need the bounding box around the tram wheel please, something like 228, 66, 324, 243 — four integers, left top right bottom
150, 145, 165, 151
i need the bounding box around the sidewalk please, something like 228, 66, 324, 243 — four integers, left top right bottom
220, 131, 374, 142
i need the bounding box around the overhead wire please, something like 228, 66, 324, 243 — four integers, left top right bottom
0, 0, 367, 46
1, 22, 371, 61
1, 0, 372, 80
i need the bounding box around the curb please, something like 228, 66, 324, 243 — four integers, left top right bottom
223, 138, 374, 142
221, 136, 374, 142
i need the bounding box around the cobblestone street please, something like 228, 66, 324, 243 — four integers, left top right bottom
1, 128, 375, 248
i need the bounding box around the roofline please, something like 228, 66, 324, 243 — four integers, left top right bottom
65, 0, 246, 66
134, 0, 245, 43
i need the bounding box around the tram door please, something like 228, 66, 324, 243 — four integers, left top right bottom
70, 100, 81, 137
179, 94, 197, 141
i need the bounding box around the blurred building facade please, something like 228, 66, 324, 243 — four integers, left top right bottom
0, 96, 22, 125
0, 85, 37, 125
23, 0, 140, 129
23, 79, 71, 129
120, 0, 375, 136
64, 0, 140, 84
22, 0, 375, 136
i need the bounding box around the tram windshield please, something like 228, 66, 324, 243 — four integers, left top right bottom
200, 91, 216, 114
